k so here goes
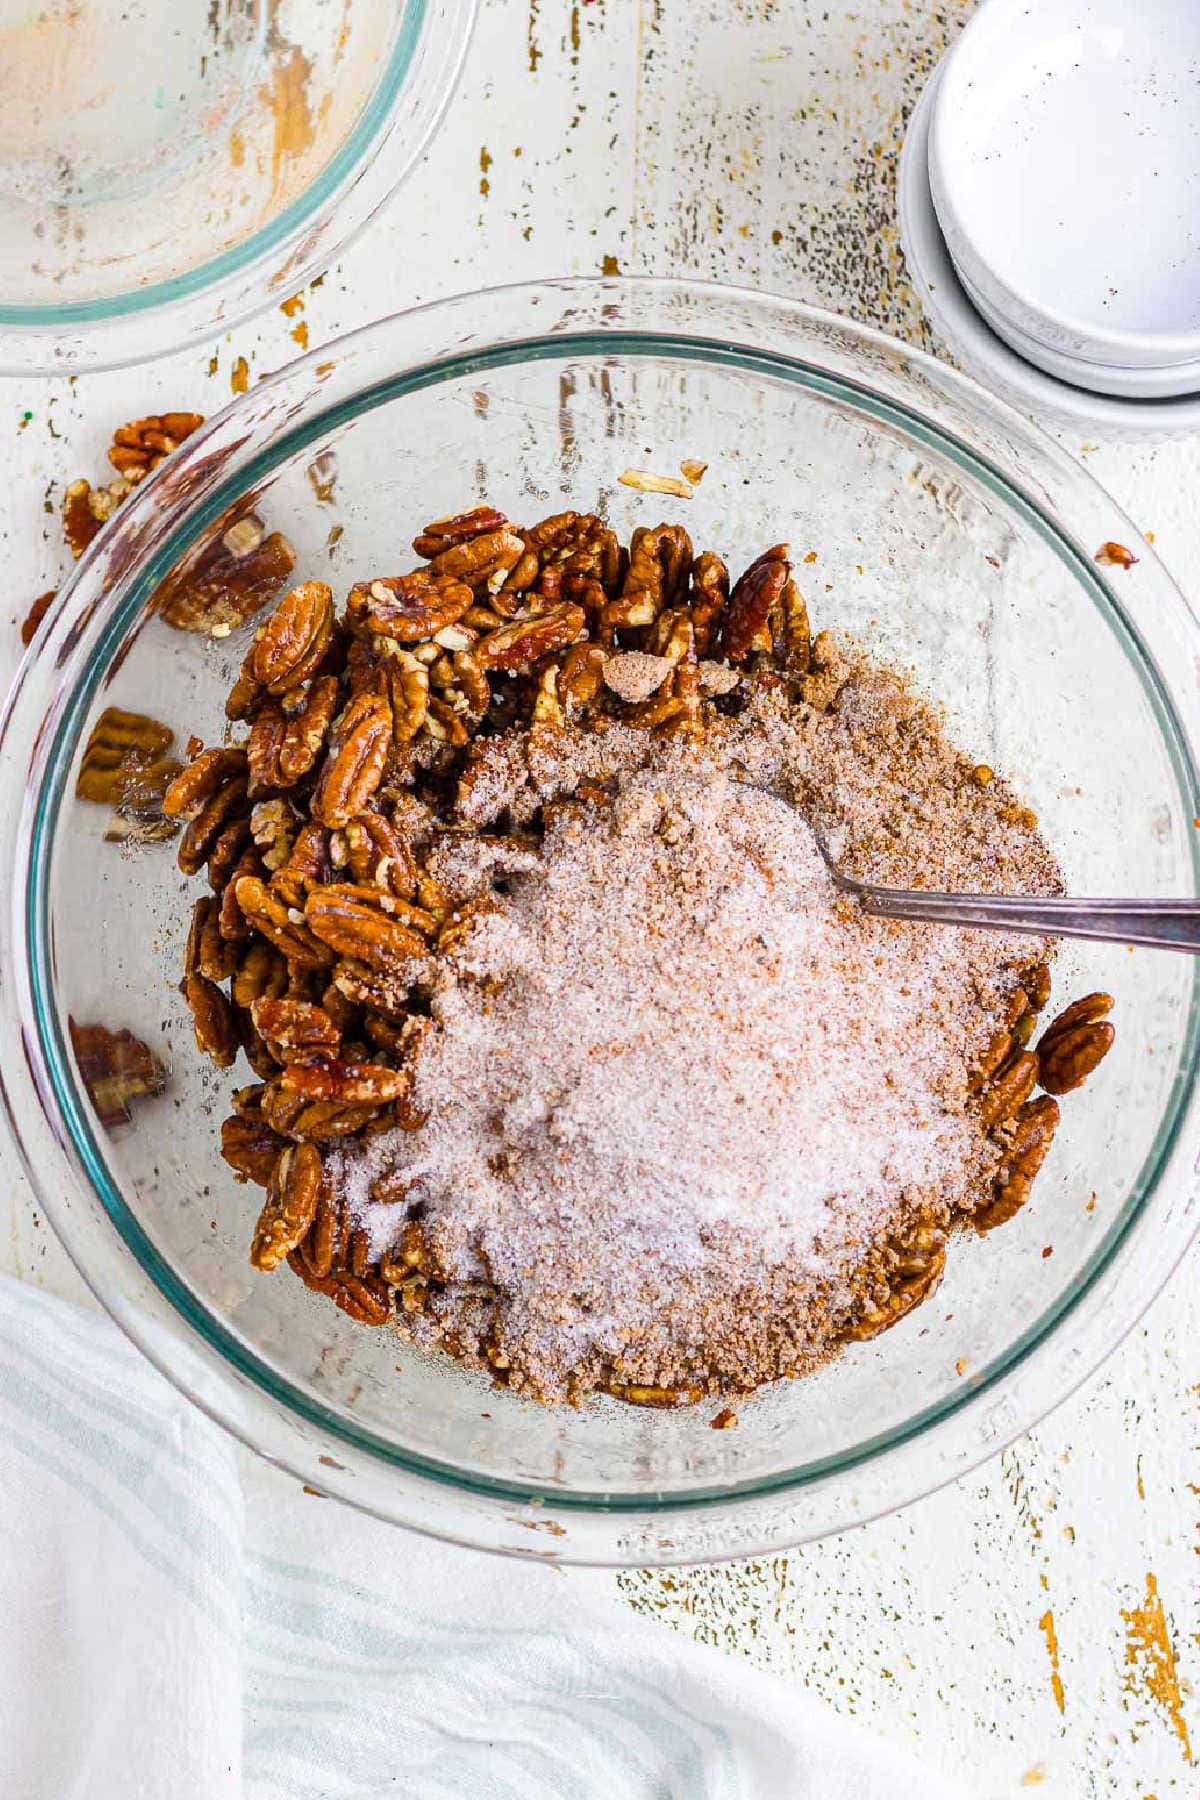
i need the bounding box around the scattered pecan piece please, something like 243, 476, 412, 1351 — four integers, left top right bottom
20, 589, 55, 648
279, 1057, 411, 1104
77, 708, 175, 805
69, 1019, 167, 1128
251, 1143, 323, 1271
1036, 993, 1115, 1095
1095, 541, 1138, 570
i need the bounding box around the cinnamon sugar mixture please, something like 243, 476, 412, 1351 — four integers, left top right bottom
330, 663, 1060, 1402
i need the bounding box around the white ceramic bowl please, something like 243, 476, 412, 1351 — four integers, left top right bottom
956, 265, 1200, 401
929, 0, 1200, 372
901, 66, 1200, 441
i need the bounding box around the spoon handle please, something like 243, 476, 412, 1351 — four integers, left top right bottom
853, 888, 1200, 953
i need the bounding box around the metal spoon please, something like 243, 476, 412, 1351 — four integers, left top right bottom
816, 840, 1200, 954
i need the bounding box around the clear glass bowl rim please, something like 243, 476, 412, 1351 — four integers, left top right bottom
0, 0, 478, 368
6, 276, 1200, 1558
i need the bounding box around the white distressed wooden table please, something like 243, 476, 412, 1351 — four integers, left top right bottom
3, 4, 1199, 1794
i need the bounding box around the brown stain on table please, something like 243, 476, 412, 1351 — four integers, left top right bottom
1121, 1575, 1192, 1762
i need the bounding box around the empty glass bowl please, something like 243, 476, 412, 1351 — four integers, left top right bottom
0, 0, 475, 372
3, 278, 1200, 1563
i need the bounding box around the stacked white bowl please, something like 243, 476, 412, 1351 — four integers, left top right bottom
899, 0, 1200, 438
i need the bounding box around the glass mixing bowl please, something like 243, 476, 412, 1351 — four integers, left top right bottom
3, 278, 1200, 1565
0, 0, 475, 372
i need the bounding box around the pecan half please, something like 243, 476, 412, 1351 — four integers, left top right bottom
234, 876, 334, 968
279, 1057, 411, 1104
689, 552, 729, 655
177, 776, 249, 876
978, 1049, 1039, 1130
475, 602, 586, 671
220, 1112, 289, 1185
413, 506, 510, 558
185, 895, 238, 983
232, 939, 289, 1008
722, 544, 790, 662
251, 1142, 322, 1271
249, 581, 335, 695
108, 413, 205, 480
1036, 993, 1115, 1095
844, 1225, 947, 1340
427, 527, 525, 589
162, 746, 248, 819
286, 1252, 392, 1324
261, 1082, 381, 1141
250, 996, 341, 1064
311, 689, 392, 828
306, 884, 432, 969
154, 516, 296, 638
344, 811, 418, 898
600, 523, 692, 642
184, 973, 240, 1068
349, 570, 474, 642
975, 1095, 1061, 1232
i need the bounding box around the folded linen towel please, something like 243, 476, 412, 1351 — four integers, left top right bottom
0, 1275, 964, 1799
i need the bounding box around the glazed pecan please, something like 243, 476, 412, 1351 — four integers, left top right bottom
306, 883, 433, 969
69, 1019, 167, 1128
331, 958, 414, 1021
251, 1142, 322, 1271
279, 676, 340, 783
261, 1083, 381, 1141
249, 581, 334, 695
162, 746, 248, 819
349, 569, 474, 642
975, 1096, 1060, 1233
1036, 993, 1115, 1096
250, 996, 341, 1064
218, 845, 264, 941
311, 689, 392, 828
376, 650, 429, 741
269, 821, 333, 910
413, 507, 510, 558
1027, 962, 1053, 1012
62, 480, 109, 560
427, 527, 525, 590
557, 641, 608, 709
220, 1112, 288, 1185
77, 708, 175, 805
184, 973, 240, 1068
234, 876, 334, 968
475, 602, 586, 671
177, 775, 249, 877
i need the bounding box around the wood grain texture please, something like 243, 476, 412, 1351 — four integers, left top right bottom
3, 3, 1200, 1794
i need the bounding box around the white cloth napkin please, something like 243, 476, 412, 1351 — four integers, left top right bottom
0, 1276, 964, 1800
